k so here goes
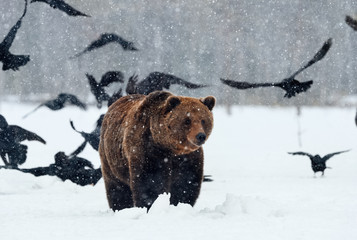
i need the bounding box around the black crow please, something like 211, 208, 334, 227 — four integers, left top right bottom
288, 150, 350, 176
221, 38, 333, 98
0, 0, 30, 71
30, 0, 90, 17
0, 114, 46, 167
346, 15, 357, 31
72, 33, 138, 58
125, 72, 207, 95
23, 93, 87, 118
0, 151, 102, 186
86, 71, 124, 108
69, 114, 104, 156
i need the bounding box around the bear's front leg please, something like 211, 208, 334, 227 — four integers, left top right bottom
129, 156, 172, 210
170, 149, 204, 206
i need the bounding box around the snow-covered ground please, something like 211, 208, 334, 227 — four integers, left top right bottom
1, 102, 357, 240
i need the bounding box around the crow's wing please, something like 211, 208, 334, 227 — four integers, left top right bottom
8, 125, 46, 144
346, 15, 357, 31
22, 103, 45, 118
63, 94, 87, 109
70, 141, 87, 157
112, 34, 138, 50
0, 114, 8, 129
69, 120, 90, 140
31, 0, 89, 17
288, 38, 333, 80
125, 74, 139, 94
86, 73, 100, 96
139, 72, 206, 90
0, 0, 27, 51
69, 120, 81, 134
322, 150, 350, 161
288, 151, 314, 158
72, 34, 114, 58
52, 0, 90, 17
100, 71, 124, 87
167, 74, 207, 89
107, 89, 122, 107
220, 78, 275, 89
96, 114, 105, 129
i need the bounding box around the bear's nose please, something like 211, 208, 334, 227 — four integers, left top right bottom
196, 132, 206, 145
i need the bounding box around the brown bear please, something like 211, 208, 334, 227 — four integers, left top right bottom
99, 91, 215, 211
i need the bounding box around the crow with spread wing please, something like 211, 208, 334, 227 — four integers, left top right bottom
288, 150, 350, 176
125, 72, 207, 95
0, 0, 30, 71
72, 33, 138, 58
86, 71, 124, 108
221, 38, 333, 98
23, 93, 87, 118
69, 114, 104, 156
30, 0, 90, 17
0, 151, 102, 186
0, 114, 46, 167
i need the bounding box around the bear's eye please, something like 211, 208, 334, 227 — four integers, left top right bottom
184, 118, 191, 126
201, 120, 205, 125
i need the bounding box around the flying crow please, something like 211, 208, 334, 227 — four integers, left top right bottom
73, 33, 138, 58
23, 93, 87, 118
288, 149, 350, 176
86, 71, 124, 108
69, 114, 104, 156
221, 38, 333, 98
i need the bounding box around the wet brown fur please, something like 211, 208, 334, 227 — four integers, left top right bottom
99, 91, 215, 211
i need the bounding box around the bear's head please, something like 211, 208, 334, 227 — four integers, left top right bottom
150, 92, 215, 155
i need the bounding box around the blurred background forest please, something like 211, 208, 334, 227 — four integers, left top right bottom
1, 0, 357, 106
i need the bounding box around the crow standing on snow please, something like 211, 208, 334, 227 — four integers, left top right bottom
125, 72, 207, 95
345, 15, 357, 31
23, 93, 87, 118
30, 0, 90, 17
69, 114, 104, 156
72, 33, 138, 58
0, 0, 30, 71
0, 151, 102, 186
86, 71, 124, 108
221, 38, 333, 98
0, 114, 46, 167
288, 150, 350, 176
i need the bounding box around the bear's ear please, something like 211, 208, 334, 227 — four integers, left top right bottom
165, 96, 181, 113
142, 91, 172, 108
200, 96, 216, 111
